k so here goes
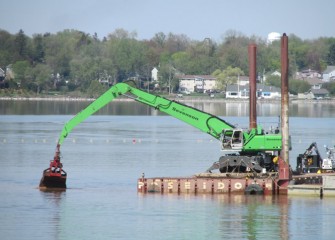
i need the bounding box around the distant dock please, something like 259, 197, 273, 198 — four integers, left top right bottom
289, 174, 335, 197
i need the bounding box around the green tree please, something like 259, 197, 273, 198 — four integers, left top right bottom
30, 63, 52, 93
212, 66, 244, 91
303, 38, 329, 71
32, 34, 45, 63
76, 31, 92, 49
69, 35, 113, 89
171, 51, 190, 73
258, 41, 281, 74
106, 29, 149, 81
158, 62, 178, 93
266, 75, 311, 94
323, 82, 335, 96
0, 30, 15, 66
152, 32, 166, 48
265, 75, 281, 88
182, 39, 218, 74
3, 27, 335, 96
12, 60, 31, 88
288, 34, 307, 71
326, 42, 335, 65
144, 32, 168, 68
86, 80, 108, 98
14, 29, 29, 60
70, 56, 99, 90
44, 30, 85, 78
217, 31, 249, 73
165, 33, 189, 53
288, 79, 310, 95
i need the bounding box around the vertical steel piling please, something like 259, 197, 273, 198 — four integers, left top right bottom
280, 34, 289, 165
277, 33, 291, 193
248, 44, 257, 129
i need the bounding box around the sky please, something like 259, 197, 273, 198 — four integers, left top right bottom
1, 0, 335, 42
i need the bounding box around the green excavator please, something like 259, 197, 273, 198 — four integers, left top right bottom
39, 81, 282, 189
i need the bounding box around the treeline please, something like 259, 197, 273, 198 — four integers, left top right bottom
1, 28, 335, 96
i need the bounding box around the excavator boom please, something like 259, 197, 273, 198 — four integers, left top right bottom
58, 81, 235, 145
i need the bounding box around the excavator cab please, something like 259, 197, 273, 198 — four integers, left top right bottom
221, 129, 244, 151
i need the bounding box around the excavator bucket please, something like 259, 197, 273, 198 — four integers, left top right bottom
39, 169, 67, 189
39, 144, 67, 189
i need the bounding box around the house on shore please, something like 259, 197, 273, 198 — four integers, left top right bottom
304, 78, 324, 89
226, 84, 281, 99
322, 66, 335, 82
297, 77, 330, 99
295, 69, 322, 80
177, 75, 217, 93
298, 89, 329, 99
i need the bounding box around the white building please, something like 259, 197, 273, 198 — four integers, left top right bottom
322, 66, 335, 82
237, 76, 249, 86
295, 69, 321, 79
151, 67, 158, 81
226, 84, 281, 99
177, 75, 217, 93
267, 32, 281, 44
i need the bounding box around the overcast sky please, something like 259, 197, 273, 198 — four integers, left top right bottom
1, 0, 334, 41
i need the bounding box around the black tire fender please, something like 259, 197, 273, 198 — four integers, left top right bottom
245, 184, 264, 195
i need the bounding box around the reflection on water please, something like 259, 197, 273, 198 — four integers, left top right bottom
1, 99, 335, 117
36, 191, 278, 240
39, 190, 66, 240
34, 189, 335, 240
214, 194, 290, 239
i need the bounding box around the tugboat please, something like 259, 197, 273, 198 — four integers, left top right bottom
39, 144, 67, 189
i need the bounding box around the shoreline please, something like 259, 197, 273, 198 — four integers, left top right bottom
0, 96, 334, 103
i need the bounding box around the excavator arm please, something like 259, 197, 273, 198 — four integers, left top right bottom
58, 82, 130, 145
57, 81, 235, 145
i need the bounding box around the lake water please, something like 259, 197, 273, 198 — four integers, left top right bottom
1, 100, 335, 240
